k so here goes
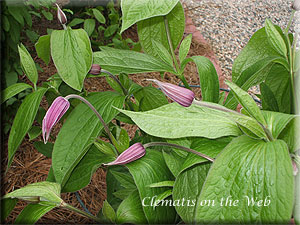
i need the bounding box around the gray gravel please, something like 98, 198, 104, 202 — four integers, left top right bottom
183, 0, 297, 80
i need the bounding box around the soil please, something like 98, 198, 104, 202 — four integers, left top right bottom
2, 9, 225, 224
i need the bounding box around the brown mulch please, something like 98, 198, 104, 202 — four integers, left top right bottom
2, 9, 224, 224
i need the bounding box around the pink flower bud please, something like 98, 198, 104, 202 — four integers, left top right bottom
292, 160, 299, 176
293, 0, 300, 10
56, 3, 67, 25
104, 143, 146, 166
89, 64, 101, 75
42, 97, 70, 143
148, 79, 195, 107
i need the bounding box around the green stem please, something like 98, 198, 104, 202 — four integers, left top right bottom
101, 70, 128, 96
62, 202, 102, 223
65, 94, 120, 154
144, 142, 214, 162
284, 10, 295, 36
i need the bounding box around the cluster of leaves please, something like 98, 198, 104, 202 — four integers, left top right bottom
1, 0, 299, 224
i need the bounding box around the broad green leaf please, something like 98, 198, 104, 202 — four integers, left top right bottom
7, 88, 47, 169
114, 128, 130, 153
148, 180, 174, 188
116, 192, 147, 224
84, 19, 95, 36
163, 150, 185, 177
226, 81, 266, 125
94, 140, 116, 157
102, 200, 116, 223
260, 82, 279, 112
52, 92, 125, 187
134, 86, 168, 111
173, 163, 210, 223
68, 18, 84, 27
127, 150, 176, 223
92, 8, 105, 24
1, 83, 32, 104
113, 188, 135, 200
155, 189, 173, 207
278, 117, 300, 153
137, 2, 184, 57
189, 56, 220, 103
51, 28, 92, 91
180, 137, 230, 173
104, 24, 119, 38
18, 44, 38, 85
151, 40, 174, 67
264, 63, 292, 113
41, 9, 53, 21
4, 181, 63, 205
179, 34, 192, 63
120, 0, 179, 33
194, 136, 294, 223
93, 47, 175, 74
28, 126, 41, 140
119, 103, 241, 139
7, 6, 24, 26
62, 145, 114, 192
265, 19, 287, 57
34, 141, 53, 158
110, 170, 136, 189
225, 27, 287, 109
35, 35, 51, 65
14, 203, 56, 224
1, 198, 18, 222
261, 110, 294, 139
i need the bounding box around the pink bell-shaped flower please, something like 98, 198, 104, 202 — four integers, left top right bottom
104, 143, 146, 166
56, 3, 67, 25
89, 64, 101, 75
149, 79, 195, 107
42, 97, 70, 143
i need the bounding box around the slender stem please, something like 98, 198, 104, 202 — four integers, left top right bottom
193, 99, 243, 116
284, 10, 295, 36
144, 142, 214, 162
62, 202, 102, 223
62, 24, 67, 30
65, 94, 119, 154
101, 70, 128, 96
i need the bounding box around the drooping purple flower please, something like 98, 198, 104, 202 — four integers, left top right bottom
292, 0, 300, 10
148, 79, 195, 107
104, 143, 146, 166
89, 64, 101, 75
56, 3, 67, 25
42, 97, 70, 143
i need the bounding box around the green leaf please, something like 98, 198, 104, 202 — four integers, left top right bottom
137, 1, 184, 57
7, 6, 24, 26
28, 126, 42, 141
68, 18, 84, 27
92, 8, 106, 23
119, 103, 241, 139
104, 24, 119, 38
180, 137, 230, 173
116, 192, 147, 224
41, 9, 53, 21
51, 28, 92, 91
113, 188, 135, 200
194, 135, 294, 223
7, 88, 47, 170
120, 0, 179, 33
18, 44, 38, 85
134, 86, 168, 111
163, 150, 185, 177
4, 181, 63, 205
84, 19, 96, 36
173, 163, 210, 223
94, 140, 116, 157
3, 16, 10, 32
261, 110, 294, 139
14, 203, 56, 224
278, 117, 300, 153
260, 82, 279, 112
151, 40, 174, 67
148, 180, 174, 188
52, 92, 125, 187
114, 128, 130, 153
189, 56, 220, 103
126, 150, 176, 223
265, 19, 287, 57
110, 170, 136, 189
155, 189, 173, 207
102, 200, 116, 223
34, 141, 53, 158
93, 47, 175, 74
226, 81, 266, 125
1, 83, 32, 104
62, 145, 114, 192
264, 63, 292, 113
35, 35, 51, 65
21, 7, 32, 27
1, 198, 18, 222
179, 34, 192, 63
26, 30, 40, 43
